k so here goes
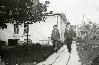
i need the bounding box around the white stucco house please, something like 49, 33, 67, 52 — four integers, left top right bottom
0, 13, 68, 45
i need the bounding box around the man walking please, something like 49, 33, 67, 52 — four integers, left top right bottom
64, 24, 73, 53
51, 25, 60, 53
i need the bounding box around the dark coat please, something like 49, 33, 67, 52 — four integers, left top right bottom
51, 28, 60, 40
64, 28, 73, 39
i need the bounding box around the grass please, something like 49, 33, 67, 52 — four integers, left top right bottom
1, 43, 55, 65
76, 41, 99, 65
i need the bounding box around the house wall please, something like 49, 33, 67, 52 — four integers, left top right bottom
0, 15, 59, 43
28, 15, 66, 43
0, 23, 24, 45
59, 16, 66, 42
0, 23, 14, 43
0, 14, 66, 44
0, 0, 40, 45
27, 15, 58, 43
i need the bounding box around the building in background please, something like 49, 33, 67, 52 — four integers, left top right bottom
70, 25, 78, 38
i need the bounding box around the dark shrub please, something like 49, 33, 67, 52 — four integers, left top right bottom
34, 43, 42, 49
92, 55, 99, 65
1, 43, 54, 65
91, 36, 97, 40
34, 43, 42, 46
77, 42, 99, 65
0, 41, 6, 46
0, 48, 4, 58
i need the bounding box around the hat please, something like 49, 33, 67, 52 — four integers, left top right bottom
53, 25, 57, 28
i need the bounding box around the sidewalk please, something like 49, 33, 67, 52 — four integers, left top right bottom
67, 41, 81, 65
37, 41, 81, 65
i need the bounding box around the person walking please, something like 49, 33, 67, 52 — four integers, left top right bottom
51, 25, 60, 53
64, 24, 73, 53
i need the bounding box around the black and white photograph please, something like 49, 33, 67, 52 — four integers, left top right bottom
0, 0, 99, 65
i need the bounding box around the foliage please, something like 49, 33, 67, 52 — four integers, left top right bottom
0, 0, 48, 29
1, 44, 54, 65
78, 21, 99, 39
92, 55, 99, 65
76, 42, 99, 65
85, 21, 98, 31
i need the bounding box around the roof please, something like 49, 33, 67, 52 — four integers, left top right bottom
44, 13, 68, 23
54, 13, 68, 23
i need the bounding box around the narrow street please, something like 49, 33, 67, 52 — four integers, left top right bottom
37, 41, 81, 65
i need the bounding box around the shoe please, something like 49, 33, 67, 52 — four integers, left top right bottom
69, 51, 71, 54
55, 50, 57, 53
68, 50, 71, 54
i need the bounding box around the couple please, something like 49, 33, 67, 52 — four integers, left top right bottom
51, 24, 73, 53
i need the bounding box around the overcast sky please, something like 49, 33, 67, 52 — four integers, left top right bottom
39, 0, 99, 25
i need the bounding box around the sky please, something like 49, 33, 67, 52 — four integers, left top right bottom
39, 0, 99, 25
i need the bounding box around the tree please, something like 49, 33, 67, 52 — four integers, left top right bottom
0, 0, 49, 44
79, 21, 99, 39
0, 0, 49, 29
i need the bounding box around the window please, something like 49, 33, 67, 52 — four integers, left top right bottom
24, 24, 29, 34
14, 25, 19, 34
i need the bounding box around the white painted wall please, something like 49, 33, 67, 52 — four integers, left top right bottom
0, 23, 24, 45
28, 15, 58, 43
0, 14, 66, 44
0, 23, 14, 42
59, 16, 66, 42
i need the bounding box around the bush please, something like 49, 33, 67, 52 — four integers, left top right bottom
1, 43, 54, 65
76, 42, 99, 65
92, 55, 99, 65
0, 48, 4, 58
0, 41, 6, 46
